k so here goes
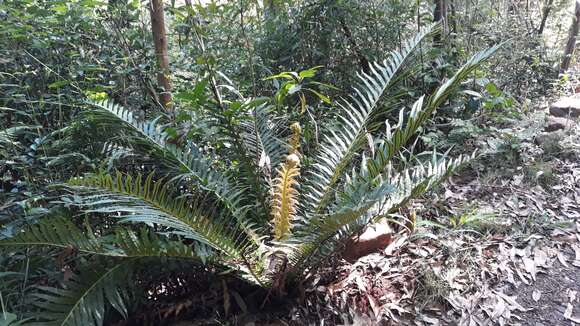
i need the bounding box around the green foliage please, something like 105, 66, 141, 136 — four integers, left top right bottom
1, 20, 498, 323
265, 66, 334, 112
0, 0, 516, 323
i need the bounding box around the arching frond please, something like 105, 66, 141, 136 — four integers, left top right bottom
86, 100, 257, 238
239, 104, 287, 182
0, 217, 211, 262
202, 99, 274, 218
31, 262, 131, 326
288, 180, 394, 272
357, 45, 501, 183
0, 217, 104, 255
374, 153, 476, 219
300, 24, 437, 218
67, 172, 251, 260
291, 153, 474, 273
0, 125, 39, 150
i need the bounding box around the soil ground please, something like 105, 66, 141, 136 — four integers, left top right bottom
510, 254, 580, 325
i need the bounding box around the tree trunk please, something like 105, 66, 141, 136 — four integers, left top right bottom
537, 0, 553, 35
433, 0, 448, 44
449, 0, 457, 35
338, 16, 370, 74
264, 0, 276, 19
149, 0, 172, 109
561, 0, 580, 73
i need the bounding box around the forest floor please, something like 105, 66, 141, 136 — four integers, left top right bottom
287, 96, 580, 325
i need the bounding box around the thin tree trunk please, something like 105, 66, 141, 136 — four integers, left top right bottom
264, 0, 276, 19
449, 0, 457, 35
433, 0, 448, 44
561, 0, 580, 73
338, 16, 370, 74
149, 0, 172, 109
537, 0, 553, 35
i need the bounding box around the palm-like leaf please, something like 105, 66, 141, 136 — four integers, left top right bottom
287, 45, 500, 272
0, 217, 210, 261
239, 104, 287, 183
2, 218, 214, 326
66, 172, 253, 261
31, 262, 131, 326
291, 153, 474, 273
87, 101, 243, 204
356, 45, 501, 183
300, 24, 437, 218
86, 101, 259, 238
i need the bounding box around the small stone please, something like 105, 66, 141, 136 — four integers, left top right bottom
549, 97, 580, 118
534, 131, 563, 148
545, 116, 575, 132
342, 222, 393, 262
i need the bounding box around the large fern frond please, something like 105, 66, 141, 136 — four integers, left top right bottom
30, 261, 132, 326
291, 153, 474, 273
288, 179, 394, 272
239, 104, 287, 182
86, 100, 259, 240
373, 153, 476, 219
354, 45, 500, 184
288, 45, 499, 275
202, 99, 275, 218
300, 25, 437, 218
67, 172, 251, 260
0, 217, 210, 261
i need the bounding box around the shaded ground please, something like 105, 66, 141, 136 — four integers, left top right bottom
511, 252, 580, 325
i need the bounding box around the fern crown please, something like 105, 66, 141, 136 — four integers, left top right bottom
0, 24, 499, 326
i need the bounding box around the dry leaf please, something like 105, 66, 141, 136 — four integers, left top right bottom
417, 314, 440, 325
533, 248, 548, 267
522, 257, 537, 280
532, 290, 541, 302
490, 296, 507, 319
573, 245, 580, 267
355, 275, 366, 292
568, 289, 577, 303
557, 252, 569, 267
515, 267, 530, 285
366, 293, 380, 318
494, 291, 527, 311
564, 302, 574, 319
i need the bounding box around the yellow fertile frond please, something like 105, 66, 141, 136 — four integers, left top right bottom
289, 122, 301, 154
271, 155, 301, 240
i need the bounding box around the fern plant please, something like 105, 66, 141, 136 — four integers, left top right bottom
0, 25, 499, 325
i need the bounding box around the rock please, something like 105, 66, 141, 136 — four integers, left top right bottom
545, 116, 575, 132
549, 97, 580, 118
534, 131, 563, 146
342, 222, 393, 262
